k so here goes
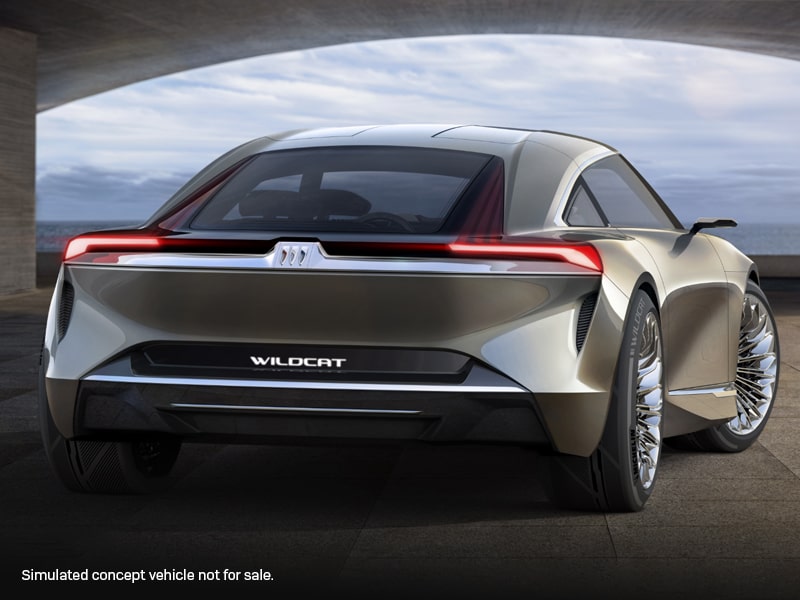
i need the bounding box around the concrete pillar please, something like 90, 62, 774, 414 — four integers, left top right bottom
0, 27, 36, 295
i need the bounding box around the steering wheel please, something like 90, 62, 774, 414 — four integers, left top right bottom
356, 212, 415, 232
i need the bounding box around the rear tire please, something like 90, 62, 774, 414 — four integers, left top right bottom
666, 281, 779, 452
546, 289, 664, 512
39, 357, 181, 493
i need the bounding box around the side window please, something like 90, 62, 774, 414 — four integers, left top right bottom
565, 183, 605, 227
581, 155, 676, 229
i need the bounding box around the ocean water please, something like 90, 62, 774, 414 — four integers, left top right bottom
36, 220, 800, 255
707, 223, 800, 256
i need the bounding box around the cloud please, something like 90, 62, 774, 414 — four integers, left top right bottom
36, 165, 192, 222
36, 34, 800, 224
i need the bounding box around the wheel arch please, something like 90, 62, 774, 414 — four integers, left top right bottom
562, 276, 659, 457
635, 275, 660, 313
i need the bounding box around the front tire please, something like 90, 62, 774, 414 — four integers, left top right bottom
39, 357, 181, 493
546, 289, 664, 512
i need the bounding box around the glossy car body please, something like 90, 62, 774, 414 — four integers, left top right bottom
40, 125, 779, 510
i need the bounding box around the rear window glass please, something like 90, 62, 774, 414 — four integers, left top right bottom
190, 146, 493, 233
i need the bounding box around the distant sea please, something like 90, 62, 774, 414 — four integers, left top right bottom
36, 220, 800, 255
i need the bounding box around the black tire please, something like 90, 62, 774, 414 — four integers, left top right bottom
38, 356, 181, 493
666, 281, 779, 453
545, 289, 664, 512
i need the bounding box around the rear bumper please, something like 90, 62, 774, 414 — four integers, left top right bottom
68, 364, 550, 445
43, 260, 621, 456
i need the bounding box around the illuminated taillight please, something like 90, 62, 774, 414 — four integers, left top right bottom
447, 241, 602, 272
63, 236, 161, 261
63, 234, 603, 273
322, 240, 602, 272
62, 235, 280, 262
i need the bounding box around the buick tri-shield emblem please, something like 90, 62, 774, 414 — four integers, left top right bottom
273, 242, 316, 268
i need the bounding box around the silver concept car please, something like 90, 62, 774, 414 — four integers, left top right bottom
40, 125, 780, 511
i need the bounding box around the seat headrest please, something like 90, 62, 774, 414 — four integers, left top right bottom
238, 188, 371, 220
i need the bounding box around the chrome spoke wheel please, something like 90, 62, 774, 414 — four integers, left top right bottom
634, 311, 663, 489
727, 292, 778, 436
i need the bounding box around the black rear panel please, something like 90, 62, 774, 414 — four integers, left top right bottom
129, 343, 472, 383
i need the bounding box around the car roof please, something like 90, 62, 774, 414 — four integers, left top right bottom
154, 124, 618, 221
252, 124, 615, 163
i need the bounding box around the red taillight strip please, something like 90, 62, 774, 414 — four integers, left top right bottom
64, 236, 602, 273
64, 236, 161, 261
63, 235, 275, 261
447, 242, 602, 272
323, 240, 602, 272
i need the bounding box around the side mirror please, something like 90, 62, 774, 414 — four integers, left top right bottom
689, 218, 738, 235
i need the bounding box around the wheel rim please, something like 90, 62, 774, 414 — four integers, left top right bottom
726, 292, 778, 436
634, 312, 663, 490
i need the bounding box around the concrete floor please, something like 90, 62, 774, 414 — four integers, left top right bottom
1, 283, 799, 598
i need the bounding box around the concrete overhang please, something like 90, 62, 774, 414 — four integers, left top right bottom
1, 0, 799, 112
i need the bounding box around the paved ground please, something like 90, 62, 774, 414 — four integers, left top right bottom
1, 282, 798, 598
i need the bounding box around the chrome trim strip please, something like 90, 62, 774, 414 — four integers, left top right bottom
83, 374, 528, 394
669, 385, 736, 398
166, 403, 421, 415
99, 254, 594, 275
111, 255, 490, 272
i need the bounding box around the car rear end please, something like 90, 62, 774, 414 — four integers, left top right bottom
42, 136, 610, 455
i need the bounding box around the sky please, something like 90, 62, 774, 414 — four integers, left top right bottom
35, 34, 800, 228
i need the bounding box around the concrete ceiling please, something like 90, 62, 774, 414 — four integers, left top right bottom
2, 0, 799, 111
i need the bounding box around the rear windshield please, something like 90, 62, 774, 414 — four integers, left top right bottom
189, 146, 493, 233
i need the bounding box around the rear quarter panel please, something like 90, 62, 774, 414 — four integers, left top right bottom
594, 229, 739, 392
